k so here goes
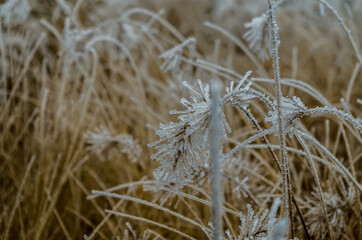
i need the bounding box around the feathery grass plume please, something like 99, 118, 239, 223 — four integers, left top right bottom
85, 126, 142, 162
224, 71, 277, 113
265, 96, 308, 137
243, 0, 286, 61
239, 198, 289, 240
303, 183, 358, 239
263, 95, 362, 137
243, 13, 271, 61
149, 80, 230, 188
0, 0, 30, 25
266, 0, 293, 237
204, 198, 289, 240
224, 71, 254, 106
1, 0, 362, 239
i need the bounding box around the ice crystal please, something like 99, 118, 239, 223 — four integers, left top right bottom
149, 80, 230, 188
0, 0, 31, 25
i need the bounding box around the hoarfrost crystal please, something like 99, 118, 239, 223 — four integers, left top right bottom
149, 80, 230, 188
265, 96, 308, 135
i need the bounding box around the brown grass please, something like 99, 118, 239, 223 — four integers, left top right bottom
0, 0, 361, 239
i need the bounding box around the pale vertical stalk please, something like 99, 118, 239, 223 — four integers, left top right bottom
266, 0, 293, 237
210, 80, 223, 240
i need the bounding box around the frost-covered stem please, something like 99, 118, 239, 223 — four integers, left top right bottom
225, 127, 276, 160
203, 21, 269, 78
240, 108, 311, 239
91, 190, 206, 230
318, 0, 362, 65
266, 0, 293, 237
308, 106, 362, 134
122, 8, 185, 42
105, 210, 197, 240
210, 80, 223, 240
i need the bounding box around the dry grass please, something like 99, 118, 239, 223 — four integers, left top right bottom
0, 0, 361, 239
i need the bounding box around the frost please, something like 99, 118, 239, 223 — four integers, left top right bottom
265, 96, 308, 136
243, 14, 271, 61
149, 80, 230, 188
56, 0, 72, 16
85, 126, 142, 162
214, 0, 237, 20
0, 0, 31, 25
159, 37, 196, 72
205, 198, 290, 240
224, 71, 256, 109
303, 182, 357, 239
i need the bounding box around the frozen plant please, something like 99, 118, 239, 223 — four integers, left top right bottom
0, 0, 31, 25
204, 198, 289, 240
243, 13, 271, 61
41, 17, 96, 65
209, 80, 223, 240
237, 198, 288, 240
56, 0, 72, 16
213, 0, 237, 20
85, 126, 142, 162
224, 71, 274, 111
148, 80, 231, 188
159, 37, 196, 72
265, 96, 308, 137
243, 0, 286, 61
303, 182, 358, 239
142, 181, 179, 206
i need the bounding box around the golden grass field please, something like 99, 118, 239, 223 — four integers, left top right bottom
0, 0, 361, 239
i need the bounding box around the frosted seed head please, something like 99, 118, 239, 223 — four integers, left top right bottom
265, 96, 308, 135
149, 80, 230, 188
85, 126, 142, 162
243, 14, 271, 61
0, 0, 31, 25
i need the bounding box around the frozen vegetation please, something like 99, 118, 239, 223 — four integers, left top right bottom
0, 0, 361, 239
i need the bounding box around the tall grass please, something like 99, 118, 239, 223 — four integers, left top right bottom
1, 0, 361, 239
